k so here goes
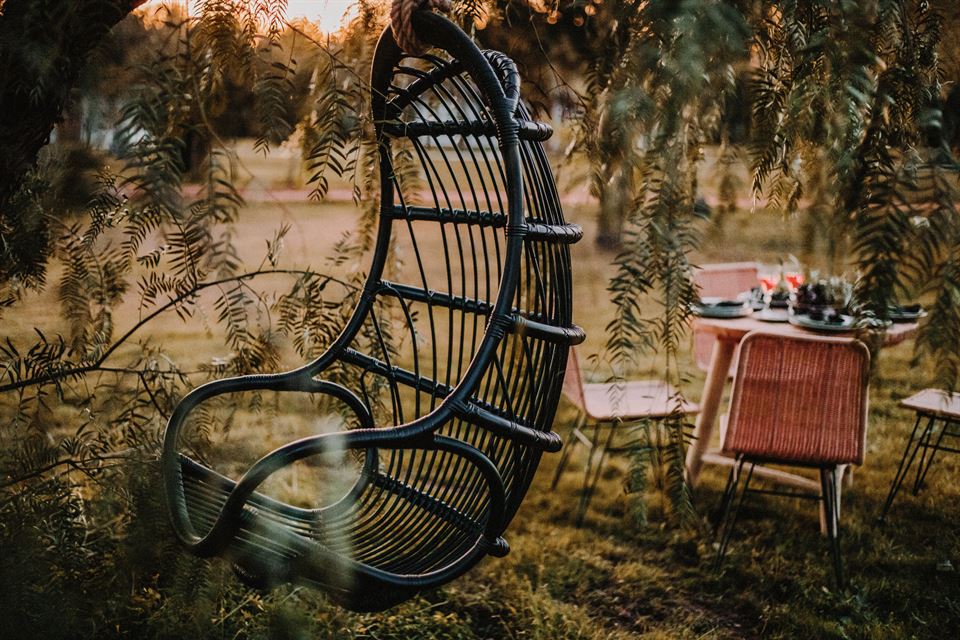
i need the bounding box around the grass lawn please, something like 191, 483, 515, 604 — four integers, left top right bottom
2, 143, 959, 639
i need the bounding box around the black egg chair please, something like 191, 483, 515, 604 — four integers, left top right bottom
161, 10, 583, 612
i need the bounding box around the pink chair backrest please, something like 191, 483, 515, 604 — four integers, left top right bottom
692, 263, 759, 372
722, 332, 871, 466
562, 348, 586, 411
694, 262, 759, 299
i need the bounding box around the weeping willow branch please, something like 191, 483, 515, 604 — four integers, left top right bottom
0, 269, 356, 394
750, 0, 959, 387
592, 0, 748, 520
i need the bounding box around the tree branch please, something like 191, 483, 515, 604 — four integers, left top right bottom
0, 268, 356, 394
0, 448, 137, 490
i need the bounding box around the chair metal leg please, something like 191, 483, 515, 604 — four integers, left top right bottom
576, 421, 618, 526
843, 465, 854, 489
818, 463, 849, 535
911, 417, 939, 495
714, 458, 741, 535
551, 441, 575, 490
835, 464, 847, 524
714, 458, 753, 572
880, 414, 932, 522
913, 417, 947, 495
574, 422, 600, 521
820, 466, 844, 590
552, 414, 587, 489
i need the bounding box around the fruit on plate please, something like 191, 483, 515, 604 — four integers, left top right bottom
792, 277, 852, 314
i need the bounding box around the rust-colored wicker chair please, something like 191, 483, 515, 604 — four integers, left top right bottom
551, 348, 698, 523
714, 332, 870, 588
692, 262, 758, 372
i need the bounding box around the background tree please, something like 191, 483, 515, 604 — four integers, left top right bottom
0, 0, 148, 298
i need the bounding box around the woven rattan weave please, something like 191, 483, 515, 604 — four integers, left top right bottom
161, 12, 582, 611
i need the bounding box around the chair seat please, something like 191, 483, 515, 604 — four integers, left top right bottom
180, 459, 440, 611
581, 380, 699, 421
901, 389, 960, 420
178, 455, 482, 591
181, 456, 326, 544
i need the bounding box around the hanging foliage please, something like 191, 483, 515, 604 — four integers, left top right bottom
552, 0, 959, 518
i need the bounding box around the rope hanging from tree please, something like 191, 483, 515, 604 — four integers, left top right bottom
390, 0, 452, 54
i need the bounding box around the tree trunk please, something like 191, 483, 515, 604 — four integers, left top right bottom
595, 164, 631, 251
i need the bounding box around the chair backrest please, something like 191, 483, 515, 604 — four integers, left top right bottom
693, 262, 759, 298
692, 262, 758, 372
360, 20, 583, 524
722, 332, 870, 466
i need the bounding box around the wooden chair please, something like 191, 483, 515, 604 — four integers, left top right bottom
714, 332, 870, 588
692, 262, 758, 372
879, 389, 960, 521
551, 348, 699, 523
161, 12, 583, 612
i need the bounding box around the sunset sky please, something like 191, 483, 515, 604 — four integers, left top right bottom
284, 0, 357, 31
141, 1, 359, 33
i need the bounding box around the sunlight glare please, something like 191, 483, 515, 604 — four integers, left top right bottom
287, 0, 357, 33
139, 1, 359, 34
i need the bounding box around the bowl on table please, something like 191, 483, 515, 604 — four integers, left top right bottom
755, 307, 789, 322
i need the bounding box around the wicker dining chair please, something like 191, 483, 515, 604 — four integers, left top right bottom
692, 262, 758, 372
879, 389, 960, 521
714, 332, 870, 588
551, 348, 699, 524
161, 12, 583, 612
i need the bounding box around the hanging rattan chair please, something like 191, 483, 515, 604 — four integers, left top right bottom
161, 10, 583, 612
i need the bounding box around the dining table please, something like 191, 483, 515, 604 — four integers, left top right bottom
685, 315, 920, 493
